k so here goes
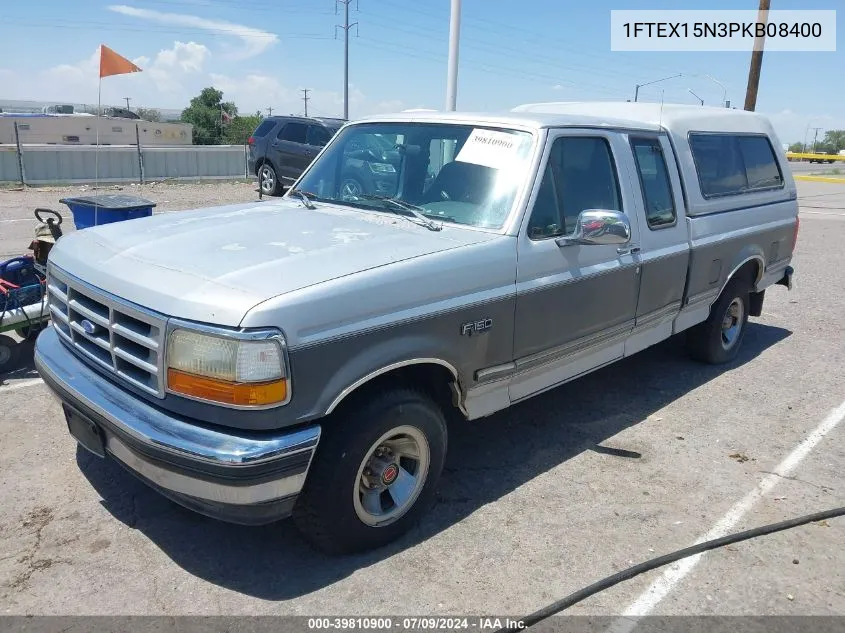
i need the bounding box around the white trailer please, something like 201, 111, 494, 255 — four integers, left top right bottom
0, 113, 193, 146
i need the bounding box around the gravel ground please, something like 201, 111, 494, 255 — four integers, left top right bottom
0, 179, 843, 622
0, 180, 260, 260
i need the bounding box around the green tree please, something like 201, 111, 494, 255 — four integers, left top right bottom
822, 130, 845, 153
136, 107, 162, 122
180, 87, 237, 145
223, 114, 263, 145
788, 142, 804, 153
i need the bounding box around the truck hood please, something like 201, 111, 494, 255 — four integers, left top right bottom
49, 198, 496, 327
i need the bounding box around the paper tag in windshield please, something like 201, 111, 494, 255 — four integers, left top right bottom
455, 129, 523, 169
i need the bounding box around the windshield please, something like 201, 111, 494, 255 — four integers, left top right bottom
293, 122, 535, 230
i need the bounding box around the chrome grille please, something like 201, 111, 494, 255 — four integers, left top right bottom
47, 265, 167, 397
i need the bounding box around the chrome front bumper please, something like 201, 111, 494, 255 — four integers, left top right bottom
34, 327, 321, 525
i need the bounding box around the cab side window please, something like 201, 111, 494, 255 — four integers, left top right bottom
527, 136, 622, 239
278, 122, 308, 144
630, 137, 677, 228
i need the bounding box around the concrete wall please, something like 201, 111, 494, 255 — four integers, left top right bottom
0, 144, 249, 185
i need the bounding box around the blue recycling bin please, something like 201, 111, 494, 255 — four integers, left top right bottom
59, 195, 157, 230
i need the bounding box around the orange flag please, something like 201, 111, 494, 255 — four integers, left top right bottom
99, 45, 142, 78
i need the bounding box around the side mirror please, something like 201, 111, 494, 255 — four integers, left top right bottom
555, 209, 631, 247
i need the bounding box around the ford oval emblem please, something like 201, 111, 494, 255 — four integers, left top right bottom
80, 319, 98, 335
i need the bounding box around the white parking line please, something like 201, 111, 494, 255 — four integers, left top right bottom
0, 377, 44, 392
614, 397, 845, 626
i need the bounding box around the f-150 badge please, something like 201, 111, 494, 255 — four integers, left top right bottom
461, 318, 493, 336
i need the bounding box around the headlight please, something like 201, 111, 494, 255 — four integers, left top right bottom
369, 162, 396, 174
165, 328, 290, 407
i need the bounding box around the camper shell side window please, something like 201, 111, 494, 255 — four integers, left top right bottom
687, 132, 785, 200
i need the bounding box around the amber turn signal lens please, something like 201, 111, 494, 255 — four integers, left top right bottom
167, 369, 287, 406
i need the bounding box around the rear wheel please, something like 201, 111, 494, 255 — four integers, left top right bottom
293, 388, 447, 555
686, 276, 751, 364
258, 163, 281, 196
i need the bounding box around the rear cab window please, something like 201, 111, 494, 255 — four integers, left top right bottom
688, 133, 784, 198
252, 120, 276, 137
306, 125, 332, 147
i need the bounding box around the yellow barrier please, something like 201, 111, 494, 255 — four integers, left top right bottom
794, 175, 845, 184
786, 152, 845, 162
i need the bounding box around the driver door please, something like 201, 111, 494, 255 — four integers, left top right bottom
510, 129, 642, 402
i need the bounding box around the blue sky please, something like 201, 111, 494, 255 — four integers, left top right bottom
0, 0, 841, 144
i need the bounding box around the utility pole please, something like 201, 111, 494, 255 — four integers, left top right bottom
123, 97, 132, 110
810, 127, 823, 153
267, 106, 273, 116
335, 0, 359, 120
744, 0, 770, 111
445, 0, 461, 111
302, 89, 310, 117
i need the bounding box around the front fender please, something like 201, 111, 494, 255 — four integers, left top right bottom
289, 332, 466, 420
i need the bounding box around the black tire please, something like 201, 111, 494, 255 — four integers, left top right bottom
686, 276, 751, 364
0, 335, 22, 373
258, 162, 281, 196
339, 176, 365, 200
16, 322, 46, 340
292, 388, 447, 555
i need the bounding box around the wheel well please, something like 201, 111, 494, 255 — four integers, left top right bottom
732, 259, 764, 317
255, 157, 272, 175
726, 258, 762, 293
328, 363, 466, 424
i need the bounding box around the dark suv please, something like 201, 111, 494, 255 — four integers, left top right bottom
248, 116, 346, 196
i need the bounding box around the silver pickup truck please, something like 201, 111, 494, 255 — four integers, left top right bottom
35, 102, 798, 554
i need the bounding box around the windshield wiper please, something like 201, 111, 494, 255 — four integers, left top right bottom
356, 194, 442, 231
289, 188, 317, 210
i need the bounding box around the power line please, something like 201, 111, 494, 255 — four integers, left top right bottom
368, 0, 683, 77
356, 38, 623, 98
124, 0, 335, 13
335, 0, 359, 120
360, 14, 665, 87
2, 17, 331, 39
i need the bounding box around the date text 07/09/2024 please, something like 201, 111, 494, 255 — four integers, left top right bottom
306, 618, 526, 631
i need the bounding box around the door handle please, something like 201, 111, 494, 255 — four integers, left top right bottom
617, 246, 641, 256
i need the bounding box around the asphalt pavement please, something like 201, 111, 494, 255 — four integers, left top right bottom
788, 161, 844, 174
0, 179, 843, 620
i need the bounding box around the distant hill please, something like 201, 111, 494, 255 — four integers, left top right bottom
0, 99, 183, 121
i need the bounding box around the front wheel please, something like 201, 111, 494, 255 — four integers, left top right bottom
16, 322, 47, 340
340, 176, 365, 201
0, 335, 21, 373
686, 277, 750, 364
293, 388, 447, 555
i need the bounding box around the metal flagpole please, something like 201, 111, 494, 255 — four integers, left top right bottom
445, 0, 461, 111
95, 68, 101, 225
